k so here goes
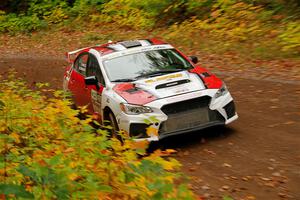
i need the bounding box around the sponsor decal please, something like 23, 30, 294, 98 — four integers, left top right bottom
145, 73, 183, 83
91, 89, 102, 113
173, 87, 189, 94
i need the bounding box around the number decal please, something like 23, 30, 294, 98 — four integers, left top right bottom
91, 89, 102, 113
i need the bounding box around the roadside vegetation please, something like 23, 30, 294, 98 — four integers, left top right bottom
0, 73, 195, 199
0, 0, 300, 58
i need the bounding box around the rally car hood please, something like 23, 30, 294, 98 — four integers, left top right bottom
132, 71, 205, 98
112, 69, 220, 105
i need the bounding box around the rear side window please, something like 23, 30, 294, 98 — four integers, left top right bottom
74, 53, 89, 75
87, 54, 105, 86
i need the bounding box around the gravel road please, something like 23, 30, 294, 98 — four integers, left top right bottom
1, 57, 300, 200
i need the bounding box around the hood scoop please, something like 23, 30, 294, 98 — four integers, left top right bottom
155, 79, 190, 89
114, 71, 206, 102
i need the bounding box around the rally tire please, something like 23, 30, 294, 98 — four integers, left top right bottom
108, 112, 119, 135
107, 112, 124, 143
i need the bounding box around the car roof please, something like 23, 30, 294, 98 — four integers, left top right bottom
83, 38, 167, 56
66, 38, 169, 63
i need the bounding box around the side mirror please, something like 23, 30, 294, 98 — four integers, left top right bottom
188, 56, 198, 64
85, 76, 99, 89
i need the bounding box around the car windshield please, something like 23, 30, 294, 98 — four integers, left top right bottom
103, 49, 193, 82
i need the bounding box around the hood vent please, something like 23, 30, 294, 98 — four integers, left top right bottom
155, 79, 190, 89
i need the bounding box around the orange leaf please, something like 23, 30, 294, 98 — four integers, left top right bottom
159, 149, 177, 157
165, 149, 177, 154
38, 159, 47, 166
0, 194, 6, 200
10, 132, 21, 143
64, 147, 75, 153
146, 126, 158, 136
132, 140, 149, 149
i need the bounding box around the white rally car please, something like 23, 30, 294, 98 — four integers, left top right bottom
63, 39, 238, 141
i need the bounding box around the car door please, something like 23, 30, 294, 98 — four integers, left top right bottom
85, 53, 105, 115
68, 52, 89, 107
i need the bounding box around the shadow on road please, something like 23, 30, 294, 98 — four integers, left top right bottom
148, 125, 236, 152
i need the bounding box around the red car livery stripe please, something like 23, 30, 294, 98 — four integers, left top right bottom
113, 83, 157, 105
189, 66, 223, 89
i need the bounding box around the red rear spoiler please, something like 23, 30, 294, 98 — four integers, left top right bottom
65, 42, 112, 63
65, 47, 90, 63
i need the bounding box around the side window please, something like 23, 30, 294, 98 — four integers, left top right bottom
86, 54, 105, 86
74, 53, 89, 75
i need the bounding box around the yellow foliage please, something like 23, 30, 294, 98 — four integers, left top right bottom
279, 22, 300, 52
146, 126, 159, 136
68, 173, 79, 181
43, 7, 68, 24
0, 75, 195, 199
132, 140, 149, 149
10, 132, 21, 144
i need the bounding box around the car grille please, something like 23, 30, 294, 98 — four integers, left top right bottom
160, 96, 224, 134
161, 96, 211, 115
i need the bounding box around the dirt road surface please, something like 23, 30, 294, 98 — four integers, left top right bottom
1, 57, 300, 200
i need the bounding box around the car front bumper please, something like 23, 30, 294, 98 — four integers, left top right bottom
115, 89, 238, 141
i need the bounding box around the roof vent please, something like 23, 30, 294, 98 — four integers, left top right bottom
107, 43, 127, 51
138, 40, 152, 46
119, 40, 142, 48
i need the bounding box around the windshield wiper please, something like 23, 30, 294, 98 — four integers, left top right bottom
112, 78, 137, 82
136, 69, 185, 79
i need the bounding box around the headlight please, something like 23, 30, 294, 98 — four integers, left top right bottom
120, 103, 153, 115
215, 83, 228, 98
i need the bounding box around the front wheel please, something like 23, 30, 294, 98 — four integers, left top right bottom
108, 112, 119, 136
107, 112, 125, 143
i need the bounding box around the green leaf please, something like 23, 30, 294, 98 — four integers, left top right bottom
149, 116, 159, 123
53, 187, 70, 200
0, 134, 9, 139
47, 155, 61, 166
143, 118, 151, 125
0, 184, 34, 199
98, 185, 112, 192
124, 171, 135, 183
18, 164, 39, 182
0, 100, 5, 109
223, 196, 234, 200
152, 191, 163, 200
135, 148, 146, 155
